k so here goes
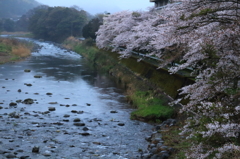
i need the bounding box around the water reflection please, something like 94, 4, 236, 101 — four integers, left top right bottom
0, 39, 153, 158
29, 56, 83, 81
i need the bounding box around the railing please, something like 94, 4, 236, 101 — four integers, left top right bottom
116, 46, 163, 61
112, 46, 194, 77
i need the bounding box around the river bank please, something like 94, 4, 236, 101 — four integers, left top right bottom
63, 37, 192, 122
63, 37, 193, 159
0, 37, 33, 64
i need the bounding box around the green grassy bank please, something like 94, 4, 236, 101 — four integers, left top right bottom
63, 37, 194, 122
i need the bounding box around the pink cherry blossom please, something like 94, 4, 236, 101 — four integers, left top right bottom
96, 0, 240, 158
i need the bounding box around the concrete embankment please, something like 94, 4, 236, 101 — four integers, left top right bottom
63, 38, 194, 121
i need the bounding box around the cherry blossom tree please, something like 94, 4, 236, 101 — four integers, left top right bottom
96, 10, 159, 57
96, 0, 240, 158
169, 0, 240, 158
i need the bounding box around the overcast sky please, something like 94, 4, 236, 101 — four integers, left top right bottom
36, 0, 153, 15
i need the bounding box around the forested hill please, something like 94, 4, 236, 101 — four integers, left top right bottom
0, 0, 40, 19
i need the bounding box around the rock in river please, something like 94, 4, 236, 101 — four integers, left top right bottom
63, 114, 70, 118
77, 111, 84, 114
5, 153, 16, 158
42, 150, 51, 156
80, 132, 90, 136
118, 123, 125, 126
9, 102, 17, 106
24, 69, 31, 72
48, 107, 56, 111
24, 83, 32, 87
73, 118, 81, 122
48, 102, 58, 104
82, 127, 89, 131
16, 100, 22, 103
32, 146, 39, 153
34, 75, 42, 78
22, 98, 34, 104
73, 123, 85, 126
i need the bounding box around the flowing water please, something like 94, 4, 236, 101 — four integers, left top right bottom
0, 39, 153, 159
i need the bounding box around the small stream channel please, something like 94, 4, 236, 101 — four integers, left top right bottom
0, 39, 154, 159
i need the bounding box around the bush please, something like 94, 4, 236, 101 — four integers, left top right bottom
131, 91, 174, 122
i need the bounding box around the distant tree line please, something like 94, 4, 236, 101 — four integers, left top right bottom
28, 6, 89, 42
82, 14, 104, 39
0, 19, 15, 32
0, 1, 104, 42
0, 14, 31, 32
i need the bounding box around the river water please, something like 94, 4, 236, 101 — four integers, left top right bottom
0, 39, 153, 159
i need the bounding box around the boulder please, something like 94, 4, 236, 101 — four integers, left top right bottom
24, 69, 31, 72
63, 114, 70, 118
73, 118, 81, 122
32, 146, 39, 153
48, 107, 56, 111
9, 102, 17, 106
22, 98, 34, 104
34, 75, 42, 78
118, 123, 125, 126
73, 123, 85, 126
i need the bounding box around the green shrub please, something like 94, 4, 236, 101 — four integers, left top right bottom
131, 91, 174, 121
0, 43, 11, 53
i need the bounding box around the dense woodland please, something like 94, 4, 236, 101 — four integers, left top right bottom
96, 0, 240, 158
82, 15, 104, 39
28, 6, 89, 42
0, 0, 101, 42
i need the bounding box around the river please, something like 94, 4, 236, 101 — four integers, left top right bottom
0, 39, 153, 159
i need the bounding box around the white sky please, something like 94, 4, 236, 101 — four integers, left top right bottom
36, 0, 153, 15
